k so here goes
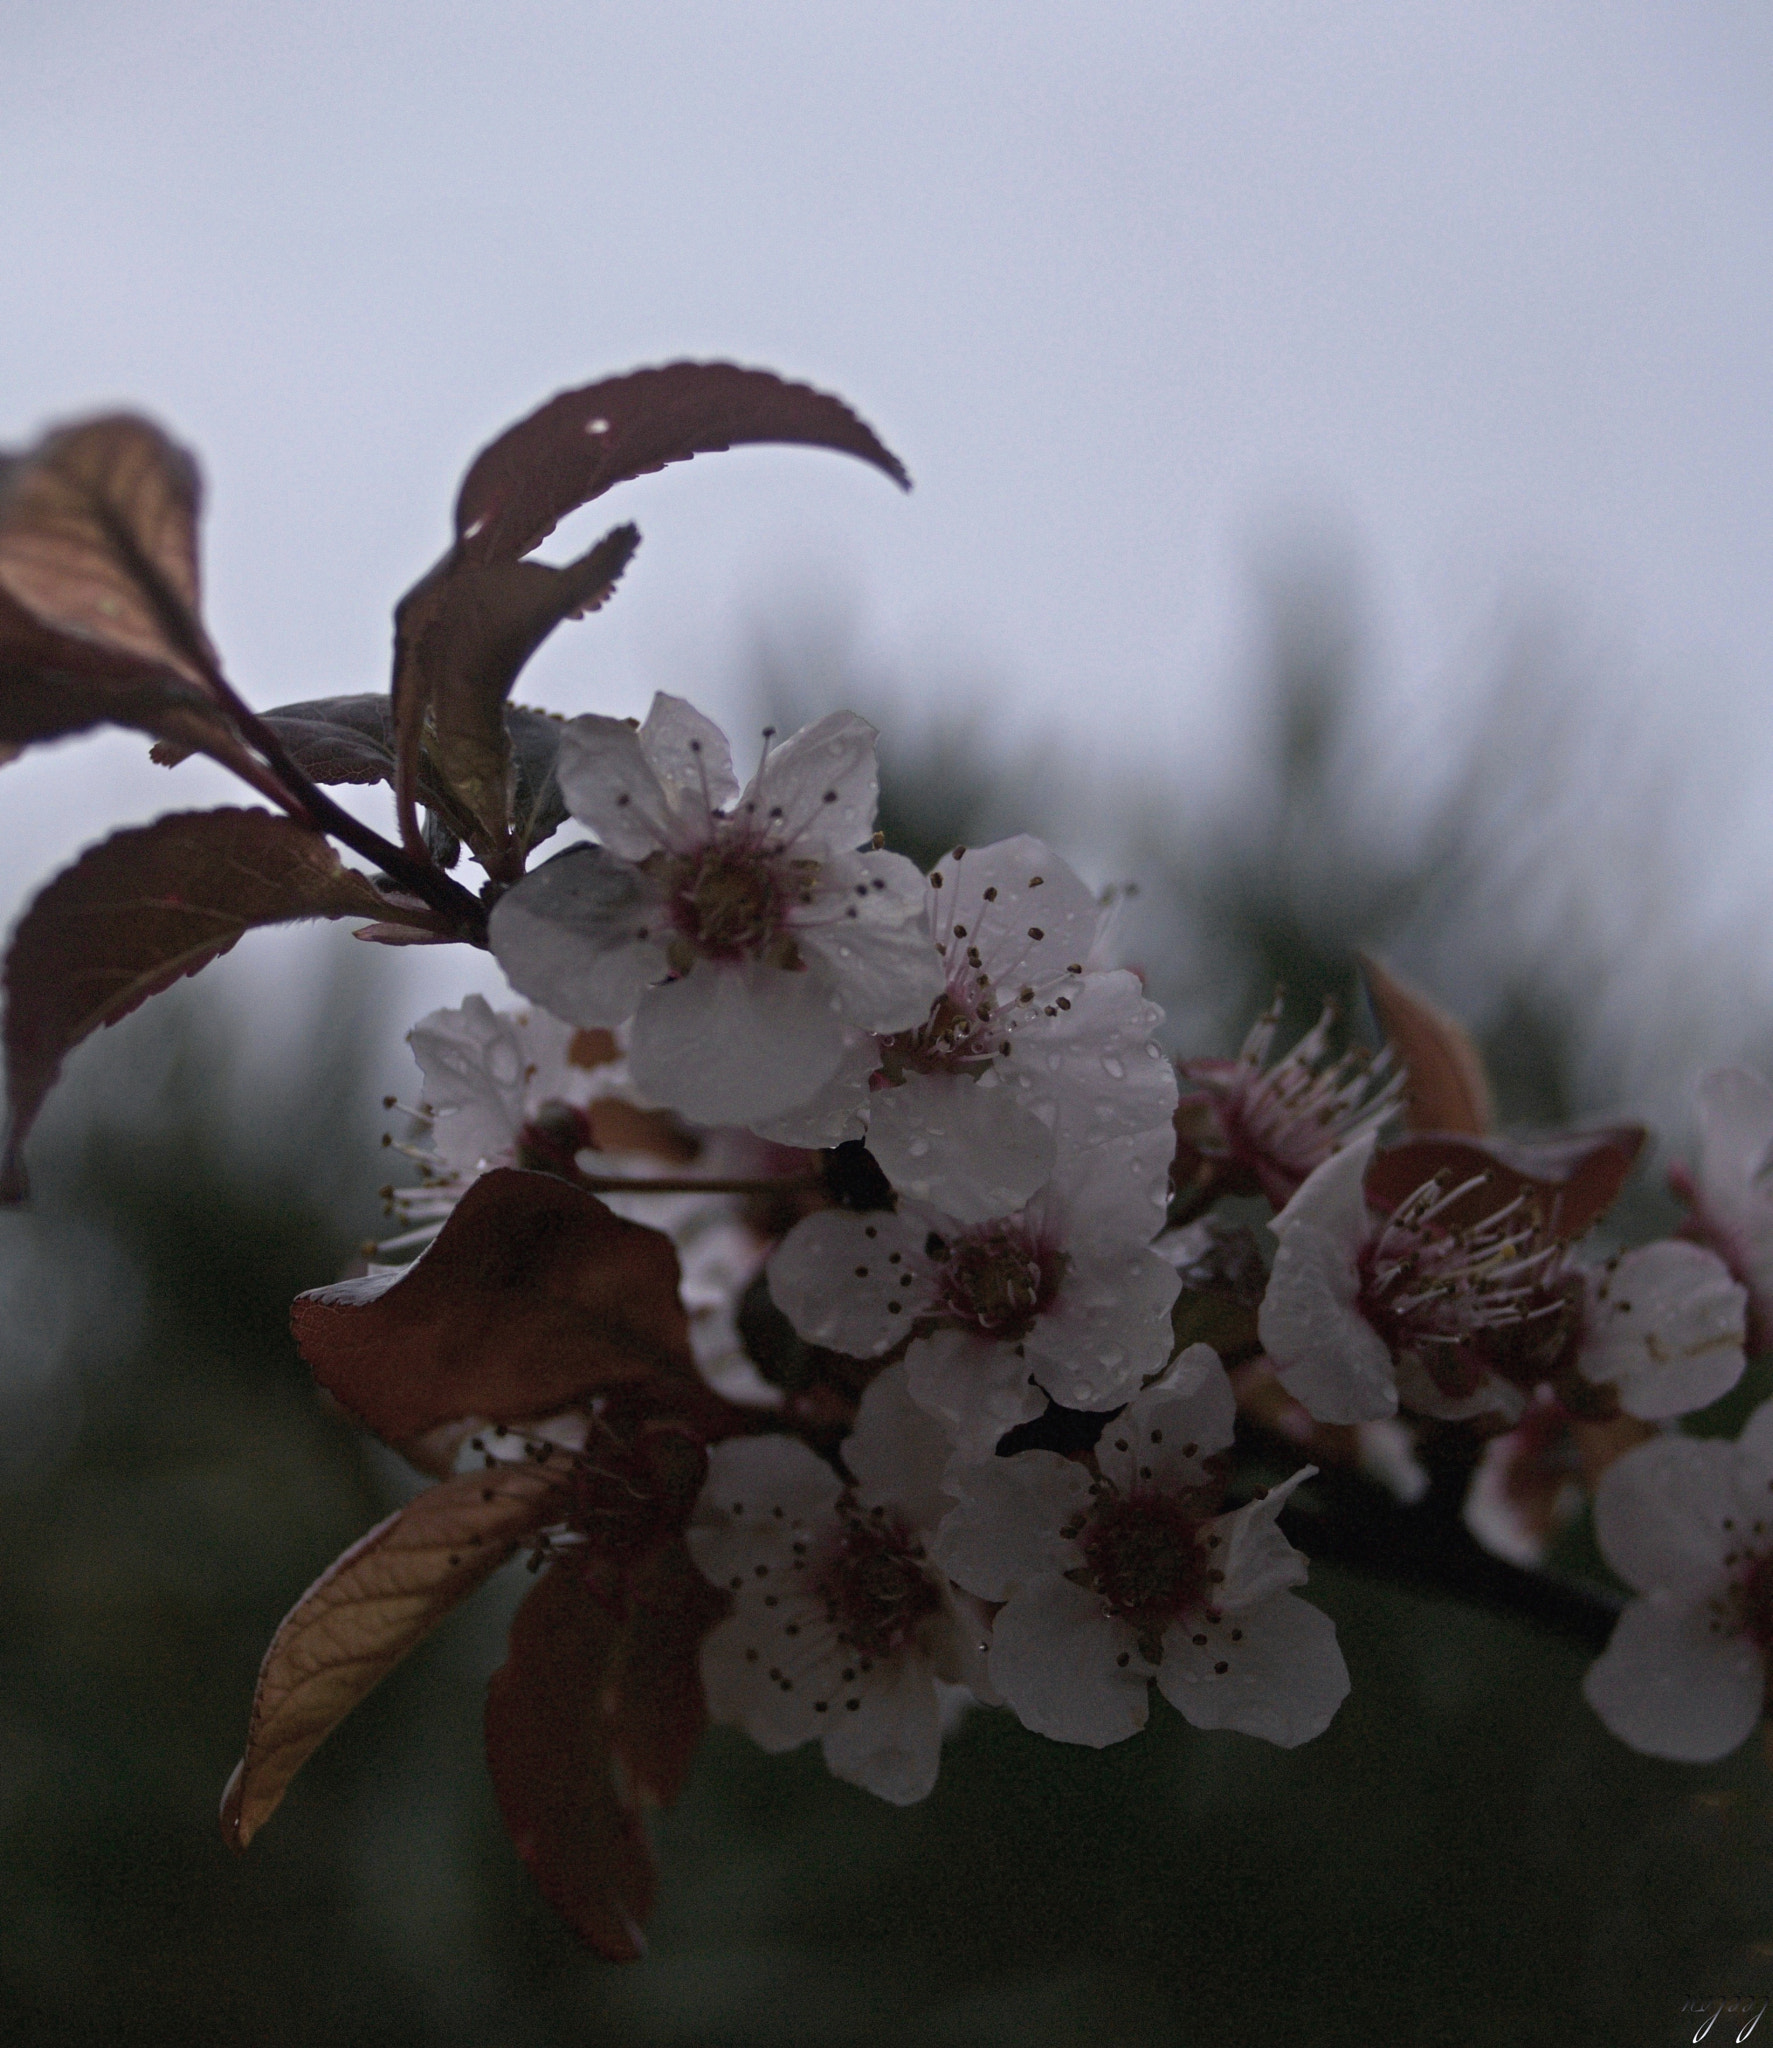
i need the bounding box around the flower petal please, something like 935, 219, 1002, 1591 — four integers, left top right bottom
1590, 1434, 1737, 1597
1002, 970, 1179, 1173
1022, 1242, 1179, 1412
1578, 1241, 1747, 1421
767, 1206, 940, 1357
629, 957, 847, 1125
488, 844, 665, 1028
746, 709, 880, 858
905, 1325, 1047, 1461
408, 995, 531, 1173
932, 1450, 1094, 1600
867, 1072, 1057, 1225
1095, 1345, 1237, 1494
1210, 1467, 1315, 1609
555, 712, 689, 860
1258, 1221, 1397, 1425
931, 836, 1101, 991
988, 1575, 1150, 1747
844, 1362, 955, 1531
793, 850, 946, 1033
636, 692, 740, 816
1582, 1592, 1764, 1763
748, 1027, 879, 1148
1158, 1589, 1349, 1746
820, 1656, 945, 1805
686, 1435, 844, 1586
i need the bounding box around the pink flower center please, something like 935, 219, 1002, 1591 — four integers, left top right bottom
817, 1509, 942, 1661
1718, 1523, 1773, 1653
658, 841, 813, 963
935, 1224, 1060, 1341
1357, 1174, 1566, 1401
1080, 1491, 1212, 1630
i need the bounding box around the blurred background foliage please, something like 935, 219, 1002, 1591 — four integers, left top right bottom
4, 575, 1771, 2046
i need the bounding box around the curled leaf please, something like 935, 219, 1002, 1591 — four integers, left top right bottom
394, 524, 638, 851
1358, 954, 1492, 1135
222, 1460, 571, 1850
485, 1560, 657, 1960
2, 809, 429, 1201
290, 1167, 697, 1449
1366, 1127, 1645, 1242
453, 360, 910, 566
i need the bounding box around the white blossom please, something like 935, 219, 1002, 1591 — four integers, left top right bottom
486, 694, 944, 1127
1572, 1241, 1745, 1421
1178, 997, 1401, 1208
933, 1346, 1349, 1748
407, 994, 592, 1177
686, 1366, 990, 1804
768, 1128, 1179, 1459
1259, 1133, 1561, 1429
756, 836, 1177, 1223
1673, 1065, 1773, 1348
1582, 1399, 1773, 1763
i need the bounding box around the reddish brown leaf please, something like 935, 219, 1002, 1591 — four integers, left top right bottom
453, 361, 910, 567
221, 1460, 571, 1850
604, 1538, 727, 1809
291, 1167, 697, 1448
0, 415, 256, 774
2, 809, 429, 1201
0, 413, 215, 684
1359, 953, 1492, 1135
1366, 1127, 1645, 1242
485, 1560, 657, 1960
392, 524, 638, 853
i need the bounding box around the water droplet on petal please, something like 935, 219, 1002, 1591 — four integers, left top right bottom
1100, 1056, 1125, 1079
908, 1137, 930, 1158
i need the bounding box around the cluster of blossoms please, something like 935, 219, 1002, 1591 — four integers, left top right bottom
358, 689, 1773, 1805
11, 372, 1769, 1963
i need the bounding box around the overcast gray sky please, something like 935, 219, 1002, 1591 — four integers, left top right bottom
4, 2, 1771, 1096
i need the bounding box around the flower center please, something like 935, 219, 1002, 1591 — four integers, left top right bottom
1357, 1175, 1566, 1400
1716, 1530, 1773, 1653
936, 1225, 1059, 1341
818, 1509, 942, 1661
655, 839, 816, 966
1081, 1492, 1212, 1630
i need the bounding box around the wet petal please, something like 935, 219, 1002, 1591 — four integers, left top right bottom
867, 1072, 1057, 1225
768, 1207, 940, 1357
488, 844, 666, 1028
1578, 1241, 1746, 1421
629, 956, 847, 1125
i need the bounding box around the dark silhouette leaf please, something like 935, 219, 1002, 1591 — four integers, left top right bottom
485, 1560, 657, 1960
2, 808, 426, 1200
453, 360, 910, 566
221, 1460, 571, 1850
290, 1167, 697, 1448
604, 1538, 727, 1809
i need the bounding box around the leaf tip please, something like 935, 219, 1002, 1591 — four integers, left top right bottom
219, 1758, 255, 1851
